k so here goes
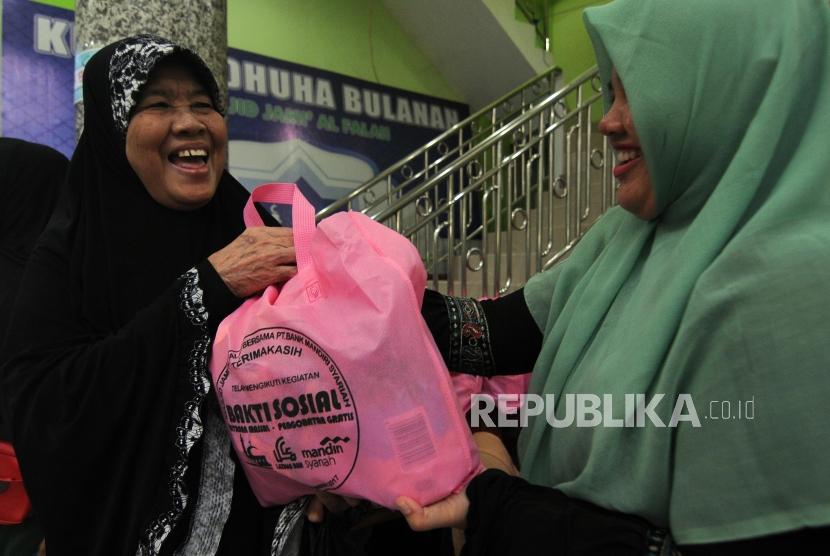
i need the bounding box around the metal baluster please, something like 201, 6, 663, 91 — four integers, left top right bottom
493, 141, 503, 298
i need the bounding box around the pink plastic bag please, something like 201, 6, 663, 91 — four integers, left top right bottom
210, 183, 479, 509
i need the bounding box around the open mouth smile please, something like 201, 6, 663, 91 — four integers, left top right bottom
168, 148, 209, 171
613, 148, 642, 178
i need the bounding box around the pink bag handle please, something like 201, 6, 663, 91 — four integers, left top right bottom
243, 183, 315, 271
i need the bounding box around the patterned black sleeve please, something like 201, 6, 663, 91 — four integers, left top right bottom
195, 259, 242, 334
421, 288, 542, 376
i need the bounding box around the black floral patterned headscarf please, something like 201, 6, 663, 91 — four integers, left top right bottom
107, 34, 224, 134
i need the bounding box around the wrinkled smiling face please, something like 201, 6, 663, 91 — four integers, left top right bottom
125, 61, 227, 211
598, 71, 656, 220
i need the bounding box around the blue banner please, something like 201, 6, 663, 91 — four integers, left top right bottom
226, 48, 469, 212
1, 0, 75, 158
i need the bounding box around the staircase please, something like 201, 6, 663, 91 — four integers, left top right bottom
317, 65, 615, 298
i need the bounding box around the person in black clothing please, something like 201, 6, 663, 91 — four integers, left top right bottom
0, 138, 68, 556
0, 139, 68, 355
0, 36, 296, 555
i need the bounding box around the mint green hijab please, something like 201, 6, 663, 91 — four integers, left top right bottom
519, 0, 830, 544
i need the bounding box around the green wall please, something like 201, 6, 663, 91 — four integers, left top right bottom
30, 0, 461, 102
31, 0, 73, 8
549, 0, 609, 83
511, 0, 607, 82
227, 0, 460, 101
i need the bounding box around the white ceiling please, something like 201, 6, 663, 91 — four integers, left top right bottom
382, 0, 550, 111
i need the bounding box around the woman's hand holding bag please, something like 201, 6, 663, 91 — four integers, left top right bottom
209, 227, 297, 297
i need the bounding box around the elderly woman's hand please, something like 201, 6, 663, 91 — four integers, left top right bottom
208, 227, 296, 297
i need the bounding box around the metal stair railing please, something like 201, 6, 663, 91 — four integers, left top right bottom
317, 65, 565, 220
318, 66, 616, 298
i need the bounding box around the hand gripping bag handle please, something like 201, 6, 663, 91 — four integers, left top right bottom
243, 183, 315, 271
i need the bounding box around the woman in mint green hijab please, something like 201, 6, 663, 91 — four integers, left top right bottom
405, 0, 830, 553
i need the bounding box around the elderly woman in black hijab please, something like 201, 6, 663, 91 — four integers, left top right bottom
0, 36, 296, 555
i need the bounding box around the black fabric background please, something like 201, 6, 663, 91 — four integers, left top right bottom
0, 138, 68, 441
